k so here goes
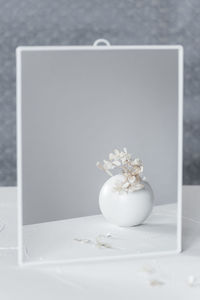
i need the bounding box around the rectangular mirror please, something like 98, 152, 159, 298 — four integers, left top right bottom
17, 45, 183, 265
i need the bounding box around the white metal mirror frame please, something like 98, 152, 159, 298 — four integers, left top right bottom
16, 41, 183, 266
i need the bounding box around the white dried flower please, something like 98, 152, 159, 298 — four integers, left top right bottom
103, 160, 114, 170
97, 148, 145, 193
121, 153, 131, 164
75, 234, 115, 250
112, 160, 121, 166
109, 153, 115, 160
132, 158, 143, 166
129, 176, 136, 183
122, 181, 130, 189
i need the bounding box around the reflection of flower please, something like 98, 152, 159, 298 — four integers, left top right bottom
96, 148, 144, 193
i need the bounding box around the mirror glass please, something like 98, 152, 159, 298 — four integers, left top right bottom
17, 46, 182, 265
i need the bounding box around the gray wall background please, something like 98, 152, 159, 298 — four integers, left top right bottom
0, 0, 199, 186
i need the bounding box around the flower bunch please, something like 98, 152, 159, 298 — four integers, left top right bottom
96, 148, 144, 193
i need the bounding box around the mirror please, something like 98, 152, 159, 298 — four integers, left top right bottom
17, 44, 183, 265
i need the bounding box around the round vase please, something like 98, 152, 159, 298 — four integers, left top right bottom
99, 174, 154, 227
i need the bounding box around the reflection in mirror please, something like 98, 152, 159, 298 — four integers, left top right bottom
17, 46, 183, 265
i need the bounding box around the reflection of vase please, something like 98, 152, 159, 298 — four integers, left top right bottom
99, 174, 154, 227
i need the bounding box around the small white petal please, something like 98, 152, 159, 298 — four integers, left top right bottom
129, 176, 136, 183
123, 147, 127, 153
109, 153, 115, 160
114, 149, 120, 155
133, 158, 142, 166
103, 160, 113, 169
122, 182, 130, 188
105, 169, 113, 176
113, 160, 121, 166
96, 162, 103, 170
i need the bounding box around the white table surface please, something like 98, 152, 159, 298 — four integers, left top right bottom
23, 203, 177, 263
0, 186, 200, 300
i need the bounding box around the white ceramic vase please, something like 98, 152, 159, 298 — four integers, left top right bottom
99, 174, 154, 227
